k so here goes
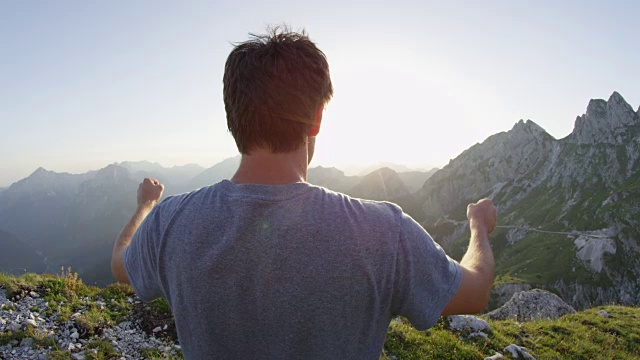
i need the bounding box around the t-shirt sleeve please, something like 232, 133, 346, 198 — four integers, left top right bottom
392, 211, 462, 329
124, 205, 164, 302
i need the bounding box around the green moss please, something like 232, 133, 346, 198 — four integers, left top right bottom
150, 298, 172, 315
75, 306, 113, 336
85, 340, 120, 360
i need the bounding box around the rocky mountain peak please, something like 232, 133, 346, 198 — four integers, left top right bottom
510, 119, 550, 140
95, 164, 132, 184
570, 91, 637, 144
29, 167, 52, 178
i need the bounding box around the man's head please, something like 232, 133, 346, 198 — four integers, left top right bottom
223, 27, 333, 154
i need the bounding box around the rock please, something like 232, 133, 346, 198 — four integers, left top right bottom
504, 344, 535, 359
485, 353, 504, 360
448, 315, 491, 333
70, 332, 80, 340
152, 326, 162, 333
598, 309, 610, 318
71, 352, 86, 360
20, 338, 34, 348
8, 323, 22, 331
489, 283, 532, 310
469, 331, 489, 339
487, 289, 576, 321
24, 319, 38, 327
29, 291, 39, 298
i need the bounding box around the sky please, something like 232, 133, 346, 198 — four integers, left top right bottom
1, 0, 639, 186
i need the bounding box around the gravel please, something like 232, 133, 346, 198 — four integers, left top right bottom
0, 286, 181, 359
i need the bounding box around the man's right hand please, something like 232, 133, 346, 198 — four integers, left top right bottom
467, 199, 497, 235
137, 178, 165, 211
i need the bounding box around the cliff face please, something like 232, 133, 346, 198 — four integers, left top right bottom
416, 92, 640, 309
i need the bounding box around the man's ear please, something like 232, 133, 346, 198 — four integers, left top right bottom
307, 105, 323, 137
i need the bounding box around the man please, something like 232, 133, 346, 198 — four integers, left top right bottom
111, 28, 496, 359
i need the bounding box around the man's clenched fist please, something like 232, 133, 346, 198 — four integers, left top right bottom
137, 178, 164, 210
467, 198, 497, 235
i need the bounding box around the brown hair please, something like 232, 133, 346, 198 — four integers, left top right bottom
223, 26, 333, 153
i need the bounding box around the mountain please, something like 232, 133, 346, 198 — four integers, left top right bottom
2, 92, 637, 309
415, 91, 640, 309
356, 162, 417, 175
0, 161, 211, 285
188, 155, 241, 189
397, 169, 438, 192
348, 167, 410, 201
308, 166, 436, 199
0, 229, 45, 274
307, 166, 361, 193
118, 161, 204, 195
0, 158, 435, 285
0, 164, 139, 285
0, 168, 93, 247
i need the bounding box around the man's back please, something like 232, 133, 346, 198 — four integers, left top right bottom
125, 180, 461, 359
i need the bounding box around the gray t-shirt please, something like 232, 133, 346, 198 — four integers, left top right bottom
125, 180, 461, 359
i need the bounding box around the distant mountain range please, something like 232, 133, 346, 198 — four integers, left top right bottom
0, 91, 637, 311
0, 157, 434, 286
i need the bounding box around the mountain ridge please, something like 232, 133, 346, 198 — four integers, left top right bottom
412, 91, 640, 309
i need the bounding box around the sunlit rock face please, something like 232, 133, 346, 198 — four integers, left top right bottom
414, 92, 640, 309
570, 92, 638, 145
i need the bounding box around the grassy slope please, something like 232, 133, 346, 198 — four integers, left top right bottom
2, 273, 639, 359
384, 306, 640, 359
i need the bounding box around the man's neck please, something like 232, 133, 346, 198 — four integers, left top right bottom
231, 146, 309, 185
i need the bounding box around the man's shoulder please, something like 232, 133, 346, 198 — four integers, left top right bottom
153, 182, 226, 214
307, 184, 404, 223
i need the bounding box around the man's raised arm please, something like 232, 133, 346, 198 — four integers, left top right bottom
442, 198, 496, 315
111, 178, 164, 284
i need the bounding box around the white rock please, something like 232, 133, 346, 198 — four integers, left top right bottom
598, 309, 610, 318
448, 315, 491, 333
70, 332, 80, 340
24, 319, 38, 327
487, 289, 576, 321
485, 353, 504, 360
152, 326, 162, 333
469, 331, 489, 339
504, 344, 536, 359
8, 323, 22, 331
29, 291, 39, 298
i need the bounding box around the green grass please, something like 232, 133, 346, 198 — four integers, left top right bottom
85, 340, 120, 360
383, 306, 640, 359
497, 232, 588, 285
